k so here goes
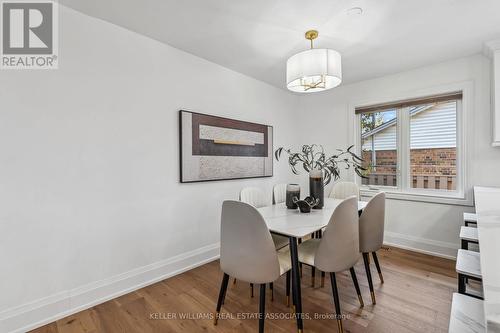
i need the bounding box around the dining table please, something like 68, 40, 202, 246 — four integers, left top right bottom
257, 197, 367, 332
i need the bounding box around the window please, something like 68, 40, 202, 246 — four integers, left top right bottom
357, 92, 463, 199
361, 109, 398, 187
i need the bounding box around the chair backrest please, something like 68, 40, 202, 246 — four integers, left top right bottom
220, 201, 281, 284
315, 196, 360, 273
359, 192, 386, 253
272, 184, 287, 204
329, 181, 360, 199
240, 187, 267, 208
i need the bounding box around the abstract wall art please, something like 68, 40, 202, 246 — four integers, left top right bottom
179, 110, 273, 182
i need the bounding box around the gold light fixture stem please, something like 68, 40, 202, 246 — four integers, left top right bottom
305, 29, 318, 49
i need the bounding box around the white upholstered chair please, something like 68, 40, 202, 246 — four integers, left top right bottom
358, 192, 386, 305
240, 187, 289, 250
272, 183, 287, 204
215, 201, 292, 333
239, 187, 290, 299
329, 181, 360, 200
297, 196, 363, 333
240, 187, 268, 208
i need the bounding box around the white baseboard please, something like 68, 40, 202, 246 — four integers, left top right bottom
0, 243, 220, 333
384, 231, 458, 260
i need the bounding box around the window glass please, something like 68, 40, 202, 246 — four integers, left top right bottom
361, 109, 398, 187
409, 101, 457, 190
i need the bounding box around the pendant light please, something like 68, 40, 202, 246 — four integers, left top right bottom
286, 30, 342, 93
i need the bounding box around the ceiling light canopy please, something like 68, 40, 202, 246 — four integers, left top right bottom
286, 30, 342, 93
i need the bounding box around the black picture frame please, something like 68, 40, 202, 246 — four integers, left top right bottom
179, 110, 274, 183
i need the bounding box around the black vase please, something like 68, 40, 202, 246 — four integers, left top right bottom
286, 184, 300, 209
309, 170, 324, 209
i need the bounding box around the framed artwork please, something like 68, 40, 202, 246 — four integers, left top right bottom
179, 110, 273, 183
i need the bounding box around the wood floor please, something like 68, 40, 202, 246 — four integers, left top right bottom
31, 247, 457, 333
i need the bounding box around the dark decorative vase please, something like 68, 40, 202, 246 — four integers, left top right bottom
286, 184, 300, 209
309, 170, 324, 209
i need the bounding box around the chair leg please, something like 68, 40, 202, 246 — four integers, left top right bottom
269, 282, 274, 302
321, 271, 325, 288
297, 239, 303, 278
458, 273, 466, 294
363, 253, 376, 304
349, 267, 364, 307
250, 283, 254, 298
233, 277, 237, 285
286, 271, 291, 307
311, 267, 316, 287
372, 251, 384, 284
259, 284, 266, 333
330, 272, 344, 333
214, 273, 229, 325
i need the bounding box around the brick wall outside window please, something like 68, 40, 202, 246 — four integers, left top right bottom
362, 148, 457, 190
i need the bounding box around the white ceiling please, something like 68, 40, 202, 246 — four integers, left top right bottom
60, 0, 500, 90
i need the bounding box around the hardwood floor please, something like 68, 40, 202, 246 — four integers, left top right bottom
31, 247, 457, 333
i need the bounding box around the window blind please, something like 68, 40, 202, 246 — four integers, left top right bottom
355, 92, 463, 114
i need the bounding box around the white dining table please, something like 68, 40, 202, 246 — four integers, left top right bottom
257, 197, 367, 332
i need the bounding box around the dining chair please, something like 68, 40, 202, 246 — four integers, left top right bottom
329, 181, 360, 199
315, 181, 358, 288
272, 183, 287, 204
239, 187, 290, 298
240, 187, 289, 250
215, 201, 292, 333
358, 192, 386, 305
297, 196, 363, 333
240, 186, 268, 209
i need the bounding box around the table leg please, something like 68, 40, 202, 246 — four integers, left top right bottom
289, 236, 303, 332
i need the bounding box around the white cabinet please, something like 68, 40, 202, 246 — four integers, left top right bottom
486, 40, 500, 146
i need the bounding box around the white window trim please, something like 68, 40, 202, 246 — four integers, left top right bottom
348, 81, 473, 206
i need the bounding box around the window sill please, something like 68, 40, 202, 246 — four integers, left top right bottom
360, 187, 473, 206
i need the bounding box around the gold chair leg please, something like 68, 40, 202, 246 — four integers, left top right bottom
233, 278, 237, 285
358, 295, 365, 307
213, 312, 219, 325
370, 291, 376, 305
337, 319, 344, 333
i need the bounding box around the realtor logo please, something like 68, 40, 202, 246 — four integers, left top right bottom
1, 0, 58, 69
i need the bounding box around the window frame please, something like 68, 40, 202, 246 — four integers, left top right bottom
350, 82, 472, 206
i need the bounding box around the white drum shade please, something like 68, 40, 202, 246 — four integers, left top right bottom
286, 48, 342, 93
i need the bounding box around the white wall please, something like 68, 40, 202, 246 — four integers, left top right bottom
0, 6, 300, 332
297, 54, 496, 258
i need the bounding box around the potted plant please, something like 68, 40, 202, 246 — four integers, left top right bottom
275, 144, 367, 208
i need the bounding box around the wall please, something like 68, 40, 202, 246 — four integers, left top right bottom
297, 54, 497, 258
0, 6, 300, 332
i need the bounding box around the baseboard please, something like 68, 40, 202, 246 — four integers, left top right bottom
384, 231, 458, 260
0, 243, 220, 333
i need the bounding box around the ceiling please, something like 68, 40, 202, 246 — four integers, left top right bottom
60, 0, 500, 90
